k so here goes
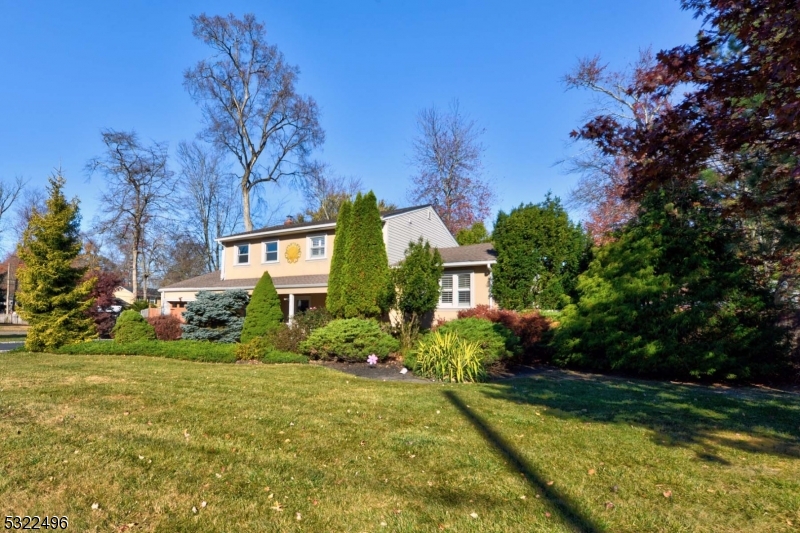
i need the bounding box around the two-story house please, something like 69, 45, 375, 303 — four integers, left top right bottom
159, 205, 497, 323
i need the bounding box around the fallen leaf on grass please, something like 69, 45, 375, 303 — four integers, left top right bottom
91, 503, 100, 510
469, 512, 478, 519
192, 507, 197, 514
663, 490, 672, 498
545, 512, 551, 518
271, 502, 283, 511
295, 512, 302, 521
546, 481, 554, 486
605, 502, 615, 510
588, 469, 596, 475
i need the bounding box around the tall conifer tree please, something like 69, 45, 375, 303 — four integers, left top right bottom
325, 198, 352, 318
16, 173, 96, 351
343, 191, 390, 318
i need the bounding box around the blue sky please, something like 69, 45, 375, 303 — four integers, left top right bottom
0, 0, 700, 247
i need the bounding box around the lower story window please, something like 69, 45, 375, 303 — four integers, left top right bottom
439, 272, 471, 307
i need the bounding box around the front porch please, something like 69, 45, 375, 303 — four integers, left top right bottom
278, 291, 327, 322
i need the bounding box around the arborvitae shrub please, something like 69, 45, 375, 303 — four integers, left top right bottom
147, 315, 183, 341
240, 271, 284, 343
299, 318, 400, 362
113, 310, 157, 344
326, 199, 352, 318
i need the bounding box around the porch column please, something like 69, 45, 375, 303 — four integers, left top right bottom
288, 293, 295, 325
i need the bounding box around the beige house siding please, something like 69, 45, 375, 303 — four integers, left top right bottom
385, 206, 458, 264
433, 264, 493, 323
223, 229, 337, 280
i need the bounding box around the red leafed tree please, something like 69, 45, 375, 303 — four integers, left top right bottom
85, 270, 124, 338
572, 0, 800, 358
563, 49, 668, 244
407, 101, 496, 234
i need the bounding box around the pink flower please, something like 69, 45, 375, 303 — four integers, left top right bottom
367, 354, 378, 366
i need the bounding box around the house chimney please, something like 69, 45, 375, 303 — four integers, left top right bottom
284, 215, 294, 225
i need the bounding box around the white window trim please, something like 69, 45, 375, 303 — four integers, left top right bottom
307, 234, 327, 260
262, 240, 280, 264
234, 243, 251, 266
438, 271, 473, 309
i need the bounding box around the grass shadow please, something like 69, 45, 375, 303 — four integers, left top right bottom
443, 390, 604, 533
483, 370, 800, 462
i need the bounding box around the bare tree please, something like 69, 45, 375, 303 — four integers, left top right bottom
295, 163, 363, 222
177, 141, 241, 272
184, 13, 324, 232
407, 100, 496, 234
562, 49, 667, 243
11, 186, 44, 245
88, 130, 175, 302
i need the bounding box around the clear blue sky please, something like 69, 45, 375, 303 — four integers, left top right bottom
0, 0, 700, 246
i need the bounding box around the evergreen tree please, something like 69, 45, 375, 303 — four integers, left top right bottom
552, 186, 787, 380
492, 194, 588, 310
240, 271, 284, 342
387, 238, 444, 348
325, 198, 352, 318
16, 173, 96, 351
455, 222, 491, 245
343, 191, 391, 318
182, 290, 249, 343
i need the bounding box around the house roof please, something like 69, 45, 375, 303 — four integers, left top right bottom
217, 204, 432, 242
437, 243, 497, 264
159, 271, 329, 292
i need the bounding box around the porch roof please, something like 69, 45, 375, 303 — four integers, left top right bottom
159, 271, 328, 293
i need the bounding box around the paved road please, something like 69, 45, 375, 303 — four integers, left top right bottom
0, 342, 24, 352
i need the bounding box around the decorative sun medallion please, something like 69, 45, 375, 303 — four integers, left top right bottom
285, 243, 301, 264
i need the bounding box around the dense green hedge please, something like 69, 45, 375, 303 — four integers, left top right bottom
57, 339, 308, 365
56, 340, 237, 363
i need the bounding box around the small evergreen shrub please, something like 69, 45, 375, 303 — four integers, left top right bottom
236, 337, 309, 364
263, 308, 333, 353
182, 290, 249, 343
299, 318, 400, 362
434, 317, 520, 366
130, 300, 152, 312
415, 331, 486, 383
147, 315, 183, 341
457, 305, 550, 353
57, 340, 236, 363
241, 272, 284, 343
112, 310, 156, 344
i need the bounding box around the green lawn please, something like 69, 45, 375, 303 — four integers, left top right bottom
1, 353, 798, 532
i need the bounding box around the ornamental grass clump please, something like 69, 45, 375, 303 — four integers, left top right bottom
434, 317, 520, 366
415, 331, 485, 383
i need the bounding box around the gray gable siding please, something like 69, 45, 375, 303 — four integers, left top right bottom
385, 206, 458, 264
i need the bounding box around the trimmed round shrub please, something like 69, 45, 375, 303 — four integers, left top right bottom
434, 317, 520, 366
299, 318, 400, 362
147, 315, 183, 341
241, 272, 284, 343
112, 310, 156, 344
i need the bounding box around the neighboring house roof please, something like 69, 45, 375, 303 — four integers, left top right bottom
116, 286, 162, 299
437, 243, 497, 265
160, 271, 329, 292
217, 204, 433, 243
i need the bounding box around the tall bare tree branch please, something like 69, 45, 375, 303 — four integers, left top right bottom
184, 13, 324, 231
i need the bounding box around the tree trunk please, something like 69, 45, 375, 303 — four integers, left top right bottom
131, 247, 139, 304
242, 170, 253, 232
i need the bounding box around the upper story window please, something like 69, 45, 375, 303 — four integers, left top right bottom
235, 244, 250, 265
263, 241, 279, 263
439, 272, 471, 307
309, 235, 326, 259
